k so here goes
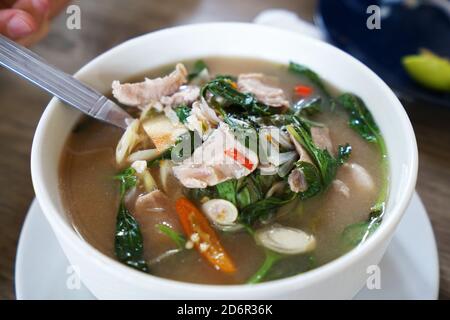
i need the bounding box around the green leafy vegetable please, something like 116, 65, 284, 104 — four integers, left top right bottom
337, 93, 381, 143
114, 167, 137, 197
202, 76, 276, 116
239, 193, 296, 226
287, 117, 350, 189
156, 224, 186, 249
216, 180, 238, 206
188, 60, 208, 81
115, 203, 149, 272
114, 167, 149, 273
295, 161, 323, 200
337, 93, 388, 218
289, 61, 330, 97
293, 97, 322, 116
341, 219, 381, 251
174, 104, 191, 124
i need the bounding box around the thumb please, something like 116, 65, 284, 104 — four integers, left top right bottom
0, 9, 36, 39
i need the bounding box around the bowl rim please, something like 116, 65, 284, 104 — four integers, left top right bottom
31, 22, 418, 295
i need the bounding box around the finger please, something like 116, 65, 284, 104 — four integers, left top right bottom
13, 0, 49, 26
16, 17, 48, 46
0, 9, 36, 39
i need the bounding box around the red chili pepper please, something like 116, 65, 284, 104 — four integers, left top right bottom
294, 85, 313, 97
224, 148, 254, 170
175, 198, 236, 273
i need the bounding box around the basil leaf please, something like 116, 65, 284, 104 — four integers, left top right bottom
188, 60, 208, 81
202, 77, 276, 116
337, 93, 380, 143
341, 220, 381, 250
215, 180, 237, 206
115, 203, 149, 273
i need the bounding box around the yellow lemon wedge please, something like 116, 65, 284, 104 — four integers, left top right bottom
402, 50, 450, 92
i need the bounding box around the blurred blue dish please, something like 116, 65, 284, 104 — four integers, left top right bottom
317, 0, 450, 107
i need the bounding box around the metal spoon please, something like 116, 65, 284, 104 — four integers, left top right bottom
0, 34, 132, 129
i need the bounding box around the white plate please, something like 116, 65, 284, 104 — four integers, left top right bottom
15, 193, 438, 300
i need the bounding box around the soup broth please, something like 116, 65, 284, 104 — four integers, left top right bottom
60, 57, 387, 284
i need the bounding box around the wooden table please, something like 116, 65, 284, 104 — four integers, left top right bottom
0, 0, 448, 300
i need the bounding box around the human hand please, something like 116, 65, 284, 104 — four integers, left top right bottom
0, 0, 70, 46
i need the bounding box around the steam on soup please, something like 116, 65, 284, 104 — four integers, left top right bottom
59, 57, 388, 284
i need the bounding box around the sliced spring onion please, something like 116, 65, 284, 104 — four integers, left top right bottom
201, 199, 238, 226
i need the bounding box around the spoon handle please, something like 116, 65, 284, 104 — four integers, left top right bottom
0, 34, 131, 129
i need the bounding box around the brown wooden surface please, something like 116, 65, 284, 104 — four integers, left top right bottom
0, 0, 448, 300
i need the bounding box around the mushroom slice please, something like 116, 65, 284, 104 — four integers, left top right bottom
201, 199, 238, 226
256, 225, 316, 255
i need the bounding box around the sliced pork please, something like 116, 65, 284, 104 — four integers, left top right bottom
288, 130, 313, 164
237, 73, 289, 107
342, 163, 375, 192
288, 168, 308, 193
133, 190, 184, 259
173, 123, 258, 188
160, 85, 200, 108
332, 179, 350, 198
311, 126, 333, 153
112, 63, 188, 106
185, 98, 222, 139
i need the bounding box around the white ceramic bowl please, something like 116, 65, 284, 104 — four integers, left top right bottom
31, 23, 418, 299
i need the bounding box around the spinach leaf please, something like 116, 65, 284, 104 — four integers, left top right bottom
239, 192, 297, 226
156, 224, 186, 249
174, 104, 191, 124
287, 118, 342, 187
202, 77, 276, 116
341, 219, 381, 251
296, 161, 323, 200
337, 93, 388, 219
289, 61, 331, 97
287, 117, 352, 200
216, 180, 238, 206
114, 167, 149, 273
337, 93, 380, 143
115, 203, 149, 273
188, 60, 208, 81
236, 176, 263, 209
293, 97, 322, 116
